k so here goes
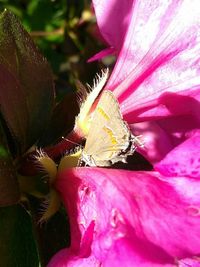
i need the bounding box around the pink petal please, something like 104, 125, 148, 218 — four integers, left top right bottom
52, 168, 200, 266
99, 1, 200, 123
106, 0, 180, 89
167, 177, 200, 206
48, 248, 100, 267
122, 90, 200, 124
48, 242, 174, 267
93, 227, 174, 267
132, 114, 200, 164
155, 131, 200, 178
130, 121, 173, 164
155, 114, 200, 148
92, 0, 133, 52
178, 257, 200, 267
48, 251, 200, 267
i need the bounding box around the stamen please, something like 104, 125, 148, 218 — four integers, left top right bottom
38, 189, 61, 225
34, 148, 57, 184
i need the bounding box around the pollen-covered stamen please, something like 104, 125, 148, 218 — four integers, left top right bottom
58, 147, 82, 171
75, 68, 109, 137
34, 148, 57, 185
38, 188, 61, 225
75, 80, 88, 105
34, 149, 63, 223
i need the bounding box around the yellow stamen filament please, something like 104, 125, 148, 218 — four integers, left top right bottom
35, 153, 57, 185
39, 189, 61, 224
58, 149, 82, 172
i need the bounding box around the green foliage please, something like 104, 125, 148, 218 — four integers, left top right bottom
0, 121, 19, 206
0, 1, 106, 266
0, 205, 40, 267
0, 0, 101, 89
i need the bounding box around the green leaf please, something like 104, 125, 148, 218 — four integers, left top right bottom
0, 204, 40, 267
0, 10, 55, 153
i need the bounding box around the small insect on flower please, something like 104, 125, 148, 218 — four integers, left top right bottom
79, 90, 143, 167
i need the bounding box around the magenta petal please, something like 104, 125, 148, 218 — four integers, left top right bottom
178, 257, 200, 267
100, 1, 200, 123
130, 121, 173, 164
132, 114, 200, 164
155, 131, 200, 178
106, 0, 181, 90
53, 168, 200, 265
48, 246, 174, 267
48, 248, 100, 267
156, 114, 200, 148
95, 235, 174, 267
92, 0, 133, 52
122, 90, 200, 124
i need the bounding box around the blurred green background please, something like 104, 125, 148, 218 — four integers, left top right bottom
0, 0, 107, 100
0, 1, 110, 266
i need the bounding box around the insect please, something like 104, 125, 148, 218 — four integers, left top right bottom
79, 90, 142, 167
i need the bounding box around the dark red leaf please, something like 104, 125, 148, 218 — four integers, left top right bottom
0, 122, 19, 206
0, 10, 55, 153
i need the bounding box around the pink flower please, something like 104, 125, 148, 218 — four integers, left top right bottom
88, 0, 133, 62
93, 0, 200, 167
48, 0, 200, 266
48, 168, 200, 266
